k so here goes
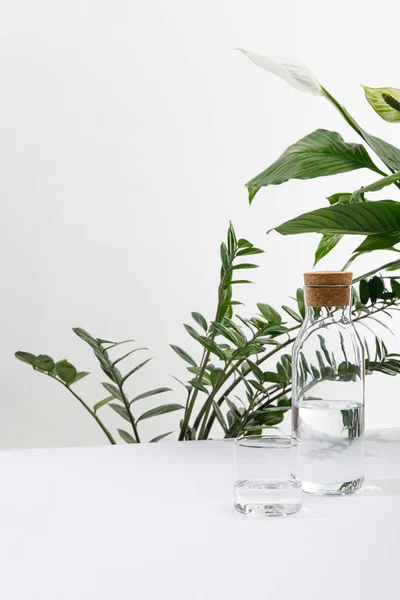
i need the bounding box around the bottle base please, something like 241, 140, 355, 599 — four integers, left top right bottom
303, 476, 364, 496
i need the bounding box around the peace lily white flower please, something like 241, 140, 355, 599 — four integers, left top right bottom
363, 86, 400, 123
238, 49, 322, 96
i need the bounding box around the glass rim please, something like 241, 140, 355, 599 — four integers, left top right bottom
235, 435, 298, 449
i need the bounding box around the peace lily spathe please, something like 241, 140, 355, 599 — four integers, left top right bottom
238, 49, 322, 96
363, 86, 400, 123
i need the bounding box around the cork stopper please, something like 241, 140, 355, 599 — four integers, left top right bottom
304, 271, 352, 307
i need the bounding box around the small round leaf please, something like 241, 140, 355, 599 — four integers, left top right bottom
55, 360, 77, 384
34, 355, 55, 372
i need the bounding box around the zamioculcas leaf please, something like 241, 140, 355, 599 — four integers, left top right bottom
71, 371, 90, 384
55, 360, 77, 383
170, 345, 197, 367
368, 276, 384, 303
238, 49, 322, 96
191, 312, 208, 332
257, 303, 282, 324
282, 305, 303, 323
118, 429, 136, 444
109, 403, 131, 422
149, 431, 174, 443
102, 382, 123, 401
274, 200, 400, 236
130, 387, 172, 404
364, 86, 400, 123
121, 357, 152, 384
35, 355, 55, 372
137, 404, 184, 422
15, 351, 37, 366
359, 280, 369, 304
93, 396, 114, 413
72, 327, 99, 348
314, 233, 343, 265
246, 129, 380, 203
296, 288, 305, 319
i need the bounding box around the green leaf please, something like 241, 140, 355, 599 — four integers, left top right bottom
220, 243, 230, 269
54, 359, 76, 382
364, 86, 400, 123
189, 379, 209, 393
246, 359, 264, 381
353, 232, 400, 254
314, 233, 343, 265
237, 238, 252, 248
71, 371, 90, 384
296, 288, 305, 319
318, 335, 332, 365
113, 347, 148, 366
131, 387, 172, 404
391, 279, 400, 298
34, 355, 55, 372
72, 327, 99, 349
230, 279, 253, 285
213, 322, 241, 346
352, 171, 400, 199
150, 431, 174, 443
102, 382, 123, 401
198, 337, 227, 360
236, 247, 264, 256
191, 312, 208, 332
257, 303, 282, 324
109, 403, 131, 422
232, 263, 259, 270
282, 305, 303, 323
368, 276, 384, 303
209, 368, 223, 387
327, 193, 352, 205
15, 351, 37, 366
263, 371, 285, 384
121, 357, 152, 384
118, 429, 136, 444
246, 129, 379, 203
184, 324, 202, 341
227, 222, 237, 255
137, 404, 184, 423
212, 401, 228, 434
93, 396, 114, 413
170, 345, 197, 367
359, 279, 369, 304
274, 200, 400, 236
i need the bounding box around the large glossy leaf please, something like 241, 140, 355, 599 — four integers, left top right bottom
352, 171, 400, 200
137, 404, 184, 423
314, 233, 343, 265
274, 200, 400, 236
322, 87, 400, 173
353, 232, 400, 253
246, 129, 380, 203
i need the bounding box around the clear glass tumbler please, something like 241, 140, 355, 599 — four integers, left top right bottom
233, 435, 302, 517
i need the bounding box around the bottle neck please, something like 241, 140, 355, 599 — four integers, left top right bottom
305, 303, 352, 324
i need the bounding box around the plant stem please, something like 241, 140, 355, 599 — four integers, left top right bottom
179, 250, 236, 441
102, 352, 141, 443
44, 373, 116, 444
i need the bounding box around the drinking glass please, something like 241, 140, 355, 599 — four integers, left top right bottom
233, 434, 302, 516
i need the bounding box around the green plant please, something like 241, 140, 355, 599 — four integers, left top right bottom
16, 224, 400, 443
15, 54, 400, 443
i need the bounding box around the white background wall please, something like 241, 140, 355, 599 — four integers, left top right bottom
2, 0, 400, 449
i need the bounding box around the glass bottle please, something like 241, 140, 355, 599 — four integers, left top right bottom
292, 271, 365, 495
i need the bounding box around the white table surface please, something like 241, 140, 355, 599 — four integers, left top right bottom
0, 430, 399, 599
